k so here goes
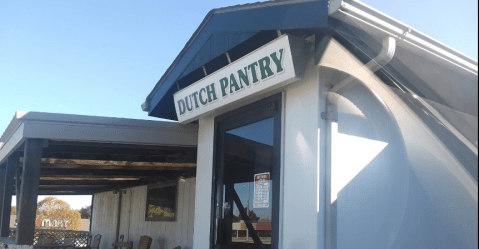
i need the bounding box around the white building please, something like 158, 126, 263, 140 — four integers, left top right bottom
1, 0, 476, 249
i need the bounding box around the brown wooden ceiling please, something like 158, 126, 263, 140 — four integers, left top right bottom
14, 140, 197, 195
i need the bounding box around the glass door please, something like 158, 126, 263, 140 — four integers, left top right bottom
212, 94, 281, 249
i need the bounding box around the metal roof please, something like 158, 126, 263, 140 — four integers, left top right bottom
142, 0, 329, 119
0, 111, 198, 195
143, 0, 477, 123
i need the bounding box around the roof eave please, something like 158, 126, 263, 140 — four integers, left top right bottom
142, 0, 329, 118
329, 0, 478, 75
0, 111, 199, 164
141, 9, 216, 112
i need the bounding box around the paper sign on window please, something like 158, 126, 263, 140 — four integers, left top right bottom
254, 172, 270, 208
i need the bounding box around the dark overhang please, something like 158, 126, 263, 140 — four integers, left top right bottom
23, 140, 197, 195
0, 111, 198, 195
143, 0, 477, 124
143, 0, 329, 120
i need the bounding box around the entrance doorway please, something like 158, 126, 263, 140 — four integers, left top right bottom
212, 94, 282, 249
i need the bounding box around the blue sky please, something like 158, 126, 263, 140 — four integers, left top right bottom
1, 0, 477, 207
0, 0, 477, 132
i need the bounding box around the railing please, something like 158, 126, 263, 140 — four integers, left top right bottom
9, 229, 90, 247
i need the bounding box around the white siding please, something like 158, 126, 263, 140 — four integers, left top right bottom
192, 116, 215, 249
193, 36, 477, 249
281, 54, 322, 249
193, 55, 323, 249
91, 191, 119, 249
319, 38, 478, 249
332, 79, 478, 249
91, 177, 196, 249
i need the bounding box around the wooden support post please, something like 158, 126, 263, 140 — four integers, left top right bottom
16, 155, 22, 211
0, 162, 6, 235
0, 153, 19, 237
16, 139, 42, 245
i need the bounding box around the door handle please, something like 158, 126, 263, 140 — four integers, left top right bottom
222, 202, 231, 218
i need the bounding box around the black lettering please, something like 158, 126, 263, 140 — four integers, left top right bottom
191, 92, 200, 108
199, 88, 208, 105
248, 62, 259, 83
229, 73, 241, 93
185, 96, 193, 111
177, 99, 186, 115
219, 77, 229, 97
270, 49, 284, 73
258, 56, 274, 80
237, 67, 250, 87
206, 83, 218, 102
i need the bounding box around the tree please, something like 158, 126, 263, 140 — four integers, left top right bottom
232, 207, 260, 223
79, 206, 91, 219
11, 206, 16, 215
36, 197, 81, 230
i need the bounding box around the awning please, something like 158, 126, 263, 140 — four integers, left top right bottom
0, 111, 198, 195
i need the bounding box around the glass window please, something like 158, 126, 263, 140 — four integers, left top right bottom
145, 182, 177, 221
213, 93, 282, 249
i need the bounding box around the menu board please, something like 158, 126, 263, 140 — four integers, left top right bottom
254, 172, 270, 208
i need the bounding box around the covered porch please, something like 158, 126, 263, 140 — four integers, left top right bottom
0, 111, 197, 248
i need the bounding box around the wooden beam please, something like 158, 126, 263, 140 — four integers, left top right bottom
39, 185, 110, 189
46, 139, 195, 151
47, 140, 195, 149
0, 163, 6, 234
42, 141, 197, 160
39, 180, 141, 185
16, 156, 22, 209
36, 179, 168, 195
29, 140, 197, 163
0, 153, 19, 237
36, 186, 116, 194
40, 158, 196, 168
40, 175, 140, 182
40, 152, 194, 163
37, 190, 99, 195
40, 185, 115, 193
39, 168, 185, 177
16, 139, 42, 245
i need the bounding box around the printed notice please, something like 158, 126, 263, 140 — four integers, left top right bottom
254, 172, 270, 208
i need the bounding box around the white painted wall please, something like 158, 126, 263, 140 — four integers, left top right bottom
91, 191, 119, 249
331, 82, 478, 249
191, 115, 215, 249
320, 38, 478, 249
191, 37, 477, 249
193, 54, 324, 249
91, 178, 196, 249
281, 54, 323, 249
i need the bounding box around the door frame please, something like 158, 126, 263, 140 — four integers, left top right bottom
210, 93, 283, 249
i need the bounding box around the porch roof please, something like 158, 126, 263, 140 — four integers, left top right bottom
0, 111, 198, 195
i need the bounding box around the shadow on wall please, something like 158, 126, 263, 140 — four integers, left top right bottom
330, 83, 477, 248
157, 238, 165, 249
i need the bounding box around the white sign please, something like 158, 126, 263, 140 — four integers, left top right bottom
37, 218, 69, 228
173, 34, 305, 123
254, 172, 270, 208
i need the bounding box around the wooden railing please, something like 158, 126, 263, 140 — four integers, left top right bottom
9, 229, 90, 247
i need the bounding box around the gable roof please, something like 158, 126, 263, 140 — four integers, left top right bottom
143, 0, 477, 122
142, 0, 329, 119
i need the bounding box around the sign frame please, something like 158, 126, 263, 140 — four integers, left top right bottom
173, 34, 306, 123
